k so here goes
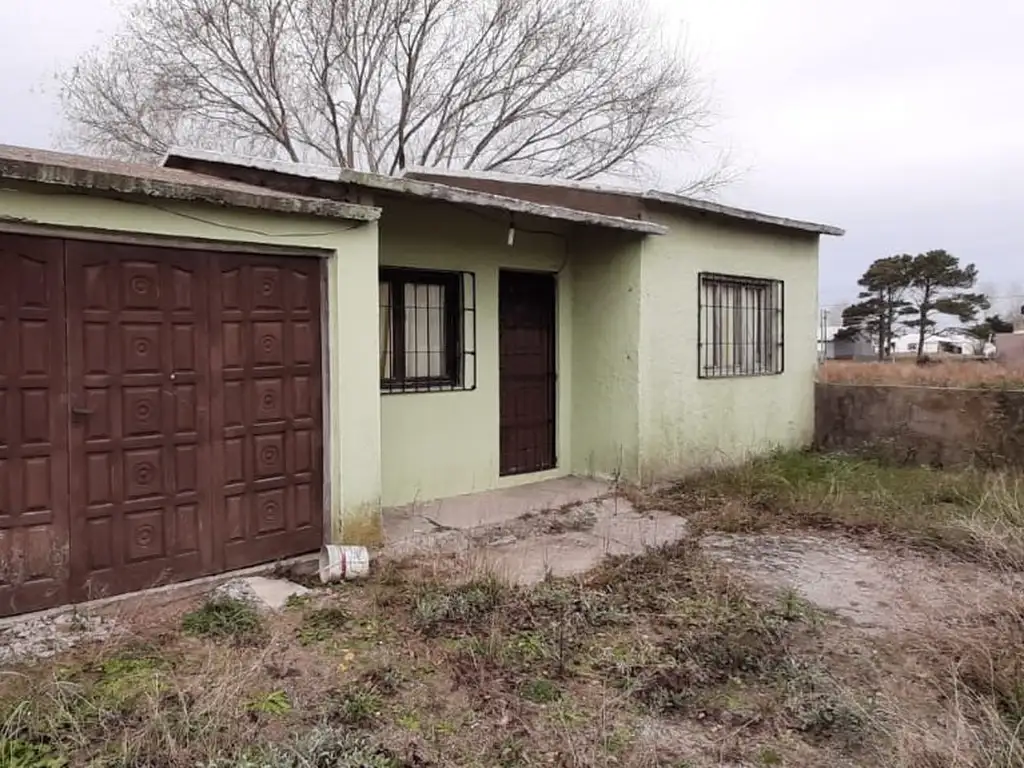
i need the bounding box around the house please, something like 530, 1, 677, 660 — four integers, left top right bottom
889, 328, 979, 357
818, 324, 875, 360
0, 144, 842, 616
994, 313, 1024, 364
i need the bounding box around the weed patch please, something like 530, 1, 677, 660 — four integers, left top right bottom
0, 736, 66, 768
296, 606, 349, 646
658, 450, 1024, 568
328, 688, 382, 728
199, 728, 405, 768
89, 653, 170, 711
411, 577, 508, 635
519, 678, 561, 704
182, 598, 267, 645
4, 514, 1018, 768
246, 690, 292, 716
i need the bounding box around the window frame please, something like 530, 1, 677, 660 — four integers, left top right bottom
379, 266, 472, 393
697, 272, 785, 379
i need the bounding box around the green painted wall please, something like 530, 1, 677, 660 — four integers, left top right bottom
569, 230, 644, 481
1, 182, 822, 521
0, 186, 384, 544
637, 210, 821, 481
377, 197, 574, 507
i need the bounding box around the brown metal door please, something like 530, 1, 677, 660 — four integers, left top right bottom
209, 254, 323, 571
66, 241, 213, 601
0, 236, 70, 616
499, 270, 557, 476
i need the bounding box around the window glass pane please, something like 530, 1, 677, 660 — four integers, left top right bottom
404, 282, 447, 378
379, 281, 393, 380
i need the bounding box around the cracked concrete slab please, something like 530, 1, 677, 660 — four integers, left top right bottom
383, 476, 612, 542
382, 478, 690, 584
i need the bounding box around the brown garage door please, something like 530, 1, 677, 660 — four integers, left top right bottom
0, 236, 70, 616
210, 253, 324, 572
0, 235, 324, 615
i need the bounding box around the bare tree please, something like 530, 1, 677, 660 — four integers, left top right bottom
60, 0, 719, 185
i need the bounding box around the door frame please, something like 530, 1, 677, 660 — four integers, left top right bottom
497, 268, 558, 477
0, 223, 336, 608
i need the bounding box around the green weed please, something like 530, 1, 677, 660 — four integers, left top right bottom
246, 690, 292, 716
182, 598, 266, 645
659, 450, 1024, 567
0, 737, 67, 768
330, 689, 382, 728
412, 577, 508, 634
519, 678, 561, 704
296, 606, 350, 645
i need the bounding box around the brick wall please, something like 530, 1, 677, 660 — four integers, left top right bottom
815, 383, 1024, 467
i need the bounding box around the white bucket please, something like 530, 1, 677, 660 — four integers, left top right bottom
319, 544, 371, 583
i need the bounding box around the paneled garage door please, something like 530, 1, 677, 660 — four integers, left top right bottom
0, 235, 324, 616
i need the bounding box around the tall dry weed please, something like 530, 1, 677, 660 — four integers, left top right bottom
820, 360, 1024, 389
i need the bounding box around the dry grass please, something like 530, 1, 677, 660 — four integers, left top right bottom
3, 453, 1023, 767
650, 450, 1024, 767
656, 450, 1024, 570
874, 598, 1024, 768
819, 359, 1024, 389
0, 543, 878, 768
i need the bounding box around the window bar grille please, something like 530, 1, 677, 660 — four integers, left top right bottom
380, 267, 477, 394
460, 271, 477, 390
697, 272, 784, 379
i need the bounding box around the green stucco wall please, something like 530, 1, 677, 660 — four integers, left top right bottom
2, 182, 822, 532
0, 186, 383, 544
569, 230, 644, 480
637, 211, 820, 481
377, 197, 574, 507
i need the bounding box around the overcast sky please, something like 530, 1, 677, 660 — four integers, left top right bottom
1, 0, 1022, 318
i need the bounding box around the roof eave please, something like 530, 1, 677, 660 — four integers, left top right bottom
644, 191, 844, 237
400, 165, 844, 237
164, 148, 667, 236
0, 156, 380, 222
369, 173, 667, 235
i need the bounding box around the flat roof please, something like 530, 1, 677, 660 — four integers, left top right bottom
403, 166, 845, 237
162, 148, 668, 236
0, 145, 380, 222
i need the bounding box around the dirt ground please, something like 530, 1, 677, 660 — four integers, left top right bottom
700, 531, 1022, 633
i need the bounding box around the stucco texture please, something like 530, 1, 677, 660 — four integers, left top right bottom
0, 186, 383, 544
569, 229, 644, 480
637, 210, 820, 481
377, 198, 822, 502
377, 197, 574, 507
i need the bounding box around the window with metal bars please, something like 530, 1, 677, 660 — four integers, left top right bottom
379, 267, 477, 393
698, 272, 784, 378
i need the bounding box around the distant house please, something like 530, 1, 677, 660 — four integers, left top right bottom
995, 315, 1024, 364
817, 324, 874, 360
890, 328, 979, 357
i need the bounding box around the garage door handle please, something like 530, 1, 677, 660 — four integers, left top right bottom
71, 406, 93, 417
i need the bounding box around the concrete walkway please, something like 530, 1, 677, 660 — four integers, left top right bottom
382, 476, 689, 584
383, 476, 610, 541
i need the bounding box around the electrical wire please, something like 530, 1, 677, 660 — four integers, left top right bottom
145, 201, 368, 238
